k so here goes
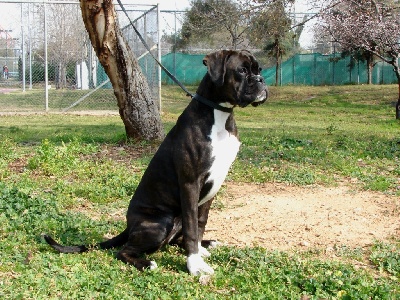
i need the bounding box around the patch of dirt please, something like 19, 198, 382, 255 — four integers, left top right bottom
86, 144, 156, 163
204, 182, 400, 251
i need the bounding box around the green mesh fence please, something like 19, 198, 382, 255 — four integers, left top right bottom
262, 53, 398, 85
161, 52, 398, 86
161, 53, 207, 85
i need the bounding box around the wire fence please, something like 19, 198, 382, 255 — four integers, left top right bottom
0, 0, 160, 113
0, 2, 398, 114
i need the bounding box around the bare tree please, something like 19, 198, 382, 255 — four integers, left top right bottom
46, 4, 85, 89
80, 0, 164, 140
316, 0, 400, 119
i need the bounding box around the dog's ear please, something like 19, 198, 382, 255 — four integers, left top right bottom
203, 50, 232, 86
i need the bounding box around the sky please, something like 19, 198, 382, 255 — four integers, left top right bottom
0, 0, 316, 49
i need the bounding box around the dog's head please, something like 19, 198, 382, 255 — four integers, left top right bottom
203, 50, 268, 108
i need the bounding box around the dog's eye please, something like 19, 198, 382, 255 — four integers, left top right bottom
239, 67, 247, 74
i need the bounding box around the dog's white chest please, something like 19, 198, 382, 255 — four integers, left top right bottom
199, 110, 240, 206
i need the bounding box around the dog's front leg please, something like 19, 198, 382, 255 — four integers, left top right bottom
181, 184, 214, 275
197, 200, 217, 257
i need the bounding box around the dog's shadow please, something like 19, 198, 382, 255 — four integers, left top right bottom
40, 209, 122, 249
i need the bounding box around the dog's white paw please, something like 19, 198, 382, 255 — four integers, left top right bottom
187, 253, 214, 276
208, 240, 220, 248
198, 243, 211, 257
149, 261, 158, 270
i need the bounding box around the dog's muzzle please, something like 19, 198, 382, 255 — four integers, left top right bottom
245, 75, 268, 107
251, 88, 268, 107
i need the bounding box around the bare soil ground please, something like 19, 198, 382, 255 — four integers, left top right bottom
204, 182, 400, 251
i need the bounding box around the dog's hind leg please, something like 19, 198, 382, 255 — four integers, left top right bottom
116, 215, 179, 271
198, 200, 212, 241
116, 229, 166, 271
197, 200, 219, 254
116, 245, 158, 270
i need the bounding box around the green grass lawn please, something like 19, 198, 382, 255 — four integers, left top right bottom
0, 85, 399, 299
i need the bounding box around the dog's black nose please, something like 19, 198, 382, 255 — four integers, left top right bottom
248, 75, 265, 84
255, 75, 265, 83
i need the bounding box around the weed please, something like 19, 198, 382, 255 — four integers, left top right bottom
27, 138, 98, 176
326, 124, 338, 135
370, 242, 400, 277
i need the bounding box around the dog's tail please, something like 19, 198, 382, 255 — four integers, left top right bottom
43, 228, 129, 254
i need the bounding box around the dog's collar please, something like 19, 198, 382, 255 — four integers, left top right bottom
193, 94, 233, 113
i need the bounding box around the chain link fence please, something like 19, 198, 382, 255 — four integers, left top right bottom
1, 2, 398, 114
0, 0, 160, 113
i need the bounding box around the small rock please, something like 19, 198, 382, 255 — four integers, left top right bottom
199, 275, 212, 285
300, 241, 310, 247
326, 246, 334, 253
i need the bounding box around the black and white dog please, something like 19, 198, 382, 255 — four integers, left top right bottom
44, 49, 268, 275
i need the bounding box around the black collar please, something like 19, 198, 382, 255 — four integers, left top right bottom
193, 94, 234, 113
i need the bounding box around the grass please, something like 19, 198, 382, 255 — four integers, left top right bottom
0, 84, 399, 299
0, 88, 117, 112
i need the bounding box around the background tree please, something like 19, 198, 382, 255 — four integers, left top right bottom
316, 0, 400, 119
80, 0, 164, 140
180, 0, 252, 50
46, 4, 84, 89
340, 48, 376, 84
249, 0, 296, 86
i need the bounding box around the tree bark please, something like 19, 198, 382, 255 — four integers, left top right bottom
396, 74, 400, 120
275, 40, 280, 87
391, 58, 400, 120
80, 0, 164, 141
367, 55, 373, 85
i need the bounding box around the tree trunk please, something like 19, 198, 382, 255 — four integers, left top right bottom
56, 61, 67, 89
392, 58, 400, 120
367, 55, 373, 84
396, 76, 400, 120
80, 0, 164, 141
275, 42, 280, 87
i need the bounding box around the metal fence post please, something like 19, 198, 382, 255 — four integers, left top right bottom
44, 1, 49, 112
28, 2, 32, 89
157, 3, 161, 112
21, 3, 25, 92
